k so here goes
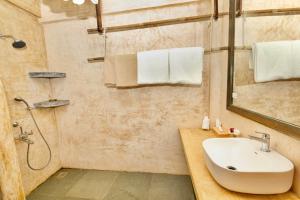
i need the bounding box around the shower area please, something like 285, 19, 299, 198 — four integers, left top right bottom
0, 0, 213, 199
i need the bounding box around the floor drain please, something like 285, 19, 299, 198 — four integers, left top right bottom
227, 166, 237, 171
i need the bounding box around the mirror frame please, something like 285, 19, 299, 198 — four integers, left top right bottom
226, 0, 300, 138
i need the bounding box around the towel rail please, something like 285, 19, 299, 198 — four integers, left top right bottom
88, 14, 220, 34
86, 46, 252, 63
89, 7, 300, 34
243, 7, 300, 17
87, 57, 105, 63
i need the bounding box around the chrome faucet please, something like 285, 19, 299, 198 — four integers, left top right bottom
249, 131, 270, 152
13, 122, 34, 145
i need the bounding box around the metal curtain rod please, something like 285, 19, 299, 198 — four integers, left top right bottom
86, 46, 252, 63
89, 7, 300, 34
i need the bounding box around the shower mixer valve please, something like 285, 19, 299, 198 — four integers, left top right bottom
13, 122, 34, 145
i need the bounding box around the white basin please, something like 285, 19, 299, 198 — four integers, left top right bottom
202, 138, 294, 194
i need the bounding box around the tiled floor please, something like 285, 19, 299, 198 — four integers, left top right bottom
27, 169, 196, 200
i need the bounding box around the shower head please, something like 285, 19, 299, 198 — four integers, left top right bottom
0, 33, 26, 49
12, 40, 26, 49
14, 97, 31, 108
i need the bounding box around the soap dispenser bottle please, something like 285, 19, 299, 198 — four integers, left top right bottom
202, 116, 210, 130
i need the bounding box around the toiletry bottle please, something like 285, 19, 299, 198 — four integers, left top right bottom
202, 116, 210, 130
215, 118, 223, 132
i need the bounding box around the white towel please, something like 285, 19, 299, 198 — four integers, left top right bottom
291, 40, 300, 78
169, 47, 204, 85
137, 49, 169, 84
252, 40, 300, 82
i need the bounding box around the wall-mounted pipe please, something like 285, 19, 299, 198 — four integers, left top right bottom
214, 0, 219, 20
95, 0, 104, 33
236, 0, 242, 17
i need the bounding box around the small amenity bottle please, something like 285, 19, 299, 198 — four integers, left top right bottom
202, 116, 210, 130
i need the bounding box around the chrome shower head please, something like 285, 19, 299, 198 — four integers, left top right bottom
0, 33, 26, 49
12, 40, 26, 49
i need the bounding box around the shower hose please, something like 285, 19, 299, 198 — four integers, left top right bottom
26, 108, 52, 170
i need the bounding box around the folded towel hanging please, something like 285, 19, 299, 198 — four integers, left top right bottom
169, 47, 204, 85
103, 56, 116, 87
251, 40, 300, 82
115, 54, 138, 88
291, 40, 300, 79
137, 49, 169, 84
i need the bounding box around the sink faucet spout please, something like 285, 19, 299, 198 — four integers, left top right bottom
249, 131, 271, 152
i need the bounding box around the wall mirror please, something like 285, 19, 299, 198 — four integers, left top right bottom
227, 0, 300, 137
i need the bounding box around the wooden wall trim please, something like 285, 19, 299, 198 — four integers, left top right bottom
89, 7, 300, 34
88, 13, 228, 34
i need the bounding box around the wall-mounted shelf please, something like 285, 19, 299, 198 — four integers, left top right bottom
34, 99, 70, 109
29, 72, 66, 79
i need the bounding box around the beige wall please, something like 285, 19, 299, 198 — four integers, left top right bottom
0, 80, 25, 200
0, 0, 61, 195
6, 0, 41, 17
210, 0, 300, 196
41, 0, 211, 175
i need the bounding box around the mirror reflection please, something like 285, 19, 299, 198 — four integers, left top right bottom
232, 11, 300, 127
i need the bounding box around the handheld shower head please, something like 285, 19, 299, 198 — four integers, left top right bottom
14, 97, 31, 109
14, 97, 23, 101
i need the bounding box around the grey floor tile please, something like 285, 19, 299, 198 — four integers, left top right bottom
66, 170, 119, 200
58, 197, 94, 200
148, 174, 195, 200
27, 193, 93, 200
103, 172, 152, 200
29, 169, 86, 198
27, 169, 195, 200
27, 194, 61, 200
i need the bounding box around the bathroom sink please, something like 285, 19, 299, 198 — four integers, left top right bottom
202, 138, 294, 194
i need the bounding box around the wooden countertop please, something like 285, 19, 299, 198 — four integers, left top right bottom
179, 128, 300, 200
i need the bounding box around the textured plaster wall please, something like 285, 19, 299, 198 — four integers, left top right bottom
6, 0, 41, 16
41, 0, 211, 174
0, 0, 61, 195
0, 80, 25, 200
210, 0, 300, 197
